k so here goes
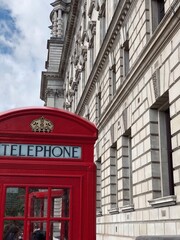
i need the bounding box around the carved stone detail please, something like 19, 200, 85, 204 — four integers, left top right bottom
45, 88, 64, 98
88, 0, 95, 18
87, 21, 96, 48
96, 0, 106, 19
152, 69, 160, 99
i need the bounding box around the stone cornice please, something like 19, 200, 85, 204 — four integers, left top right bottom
58, 0, 83, 78
47, 37, 64, 49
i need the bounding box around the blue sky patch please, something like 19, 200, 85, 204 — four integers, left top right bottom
0, 8, 20, 54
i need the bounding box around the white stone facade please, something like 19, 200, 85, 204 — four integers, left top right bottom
41, 0, 180, 239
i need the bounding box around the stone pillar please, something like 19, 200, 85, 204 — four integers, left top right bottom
52, 11, 58, 37
57, 9, 63, 38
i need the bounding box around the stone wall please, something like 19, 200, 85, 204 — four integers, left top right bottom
49, 0, 180, 239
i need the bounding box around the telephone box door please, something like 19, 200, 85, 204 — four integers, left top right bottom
0, 175, 82, 240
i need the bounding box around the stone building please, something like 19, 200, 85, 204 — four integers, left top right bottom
41, 0, 180, 239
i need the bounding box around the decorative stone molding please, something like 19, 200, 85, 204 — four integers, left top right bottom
87, 21, 96, 48
71, 79, 78, 91
79, 46, 87, 69
96, 0, 106, 19
69, 76, 73, 85
81, 1, 87, 17
152, 68, 160, 99
40, 71, 61, 102
70, 55, 74, 64
88, 0, 95, 18
45, 88, 64, 99
64, 98, 71, 109
75, 0, 133, 115
81, 30, 87, 44
73, 47, 79, 66
73, 28, 84, 66
75, 66, 82, 81
68, 88, 75, 97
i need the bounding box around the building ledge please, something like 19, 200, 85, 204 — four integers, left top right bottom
108, 207, 119, 214
96, 210, 102, 216
120, 204, 134, 212
148, 195, 176, 208
136, 236, 180, 240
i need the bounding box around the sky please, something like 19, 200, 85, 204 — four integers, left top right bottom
0, 0, 52, 112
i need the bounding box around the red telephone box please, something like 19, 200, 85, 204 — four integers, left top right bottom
0, 107, 98, 240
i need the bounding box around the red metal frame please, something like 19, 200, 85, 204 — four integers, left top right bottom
0, 107, 98, 240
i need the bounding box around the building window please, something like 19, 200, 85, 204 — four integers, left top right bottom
95, 82, 101, 122
99, 15, 106, 45
90, 45, 95, 70
121, 128, 134, 211
151, 0, 165, 33
85, 104, 90, 120
108, 142, 119, 214
110, 66, 116, 97
120, 25, 129, 78
109, 51, 116, 99
149, 94, 176, 207
158, 108, 174, 196
87, 21, 96, 70
123, 40, 129, 77
96, 157, 102, 216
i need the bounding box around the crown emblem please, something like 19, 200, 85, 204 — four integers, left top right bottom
30, 116, 54, 133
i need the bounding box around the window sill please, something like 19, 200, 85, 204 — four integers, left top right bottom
148, 195, 177, 208
108, 207, 119, 214
120, 204, 134, 212
96, 210, 102, 216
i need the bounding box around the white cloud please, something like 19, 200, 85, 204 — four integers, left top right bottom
0, 0, 52, 111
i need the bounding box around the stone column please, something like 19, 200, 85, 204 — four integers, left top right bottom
52, 11, 58, 37
57, 9, 63, 38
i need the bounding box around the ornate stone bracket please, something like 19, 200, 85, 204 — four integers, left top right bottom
88, 0, 95, 18
81, 1, 87, 17
96, 0, 106, 19
64, 98, 71, 109
81, 30, 87, 44
79, 46, 87, 69
87, 21, 96, 48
